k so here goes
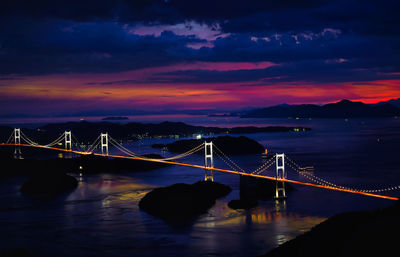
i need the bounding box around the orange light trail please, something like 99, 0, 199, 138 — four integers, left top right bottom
1, 143, 398, 201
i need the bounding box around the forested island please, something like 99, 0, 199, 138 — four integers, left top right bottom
153, 135, 265, 155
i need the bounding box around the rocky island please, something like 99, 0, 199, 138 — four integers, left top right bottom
139, 181, 231, 224
20, 172, 78, 195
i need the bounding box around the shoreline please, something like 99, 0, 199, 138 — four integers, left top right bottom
261, 201, 400, 256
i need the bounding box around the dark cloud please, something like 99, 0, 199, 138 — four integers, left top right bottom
3, 0, 398, 36
0, 0, 399, 86
1, 0, 325, 23
0, 18, 202, 75
87, 80, 140, 86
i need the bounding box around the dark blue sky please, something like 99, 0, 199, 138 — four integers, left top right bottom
1, 0, 399, 116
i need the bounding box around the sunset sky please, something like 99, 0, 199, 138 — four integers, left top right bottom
1, 0, 400, 117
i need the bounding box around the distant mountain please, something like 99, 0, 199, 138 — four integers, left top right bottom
101, 116, 129, 121
243, 99, 400, 118
375, 98, 400, 108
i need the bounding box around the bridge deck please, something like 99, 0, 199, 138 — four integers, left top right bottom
1, 143, 398, 201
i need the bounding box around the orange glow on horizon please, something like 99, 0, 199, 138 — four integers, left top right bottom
1, 67, 399, 114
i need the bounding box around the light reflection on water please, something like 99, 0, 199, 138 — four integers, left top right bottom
29, 172, 325, 256
0, 117, 399, 256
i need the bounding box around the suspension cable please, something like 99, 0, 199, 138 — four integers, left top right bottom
157, 143, 204, 161
108, 136, 138, 156
285, 155, 400, 193
213, 144, 246, 173
5, 131, 14, 144
214, 151, 243, 173
19, 131, 39, 145
252, 157, 276, 175
41, 133, 66, 147
251, 154, 276, 174
18, 130, 65, 147
71, 133, 81, 145
109, 139, 138, 157
109, 136, 205, 161
85, 136, 101, 153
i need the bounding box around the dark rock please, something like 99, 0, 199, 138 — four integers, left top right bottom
20, 173, 78, 195
228, 198, 258, 209
192, 180, 232, 198
139, 181, 231, 224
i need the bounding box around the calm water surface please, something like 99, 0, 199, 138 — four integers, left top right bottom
1, 117, 399, 256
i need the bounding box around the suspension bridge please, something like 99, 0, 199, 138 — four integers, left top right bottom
1, 128, 399, 201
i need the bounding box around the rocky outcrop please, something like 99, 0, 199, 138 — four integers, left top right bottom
20, 173, 78, 195
139, 181, 231, 224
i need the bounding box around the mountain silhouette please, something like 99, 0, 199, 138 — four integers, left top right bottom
243, 99, 400, 118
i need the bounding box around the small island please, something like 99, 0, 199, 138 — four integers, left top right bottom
139, 181, 231, 224
20, 172, 78, 195
153, 135, 265, 155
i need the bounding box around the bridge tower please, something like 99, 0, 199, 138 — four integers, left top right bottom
101, 133, 109, 155
204, 141, 214, 181
14, 128, 21, 145
275, 153, 286, 199
65, 131, 72, 151
13, 128, 22, 159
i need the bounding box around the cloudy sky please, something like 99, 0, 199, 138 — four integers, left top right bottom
1, 0, 400, 117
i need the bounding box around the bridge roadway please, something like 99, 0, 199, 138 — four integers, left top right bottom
1, 143, 398, 201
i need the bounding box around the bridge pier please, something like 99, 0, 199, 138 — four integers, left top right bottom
204, 141, 214, 181
275, 153, 286, 199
